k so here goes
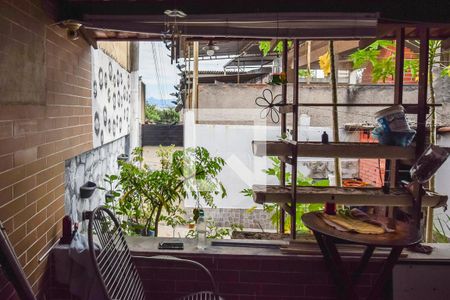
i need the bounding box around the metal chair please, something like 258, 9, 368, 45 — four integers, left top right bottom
85, 206, 222, 300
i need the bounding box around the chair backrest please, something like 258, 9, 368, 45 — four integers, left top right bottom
87, 206, 146, 300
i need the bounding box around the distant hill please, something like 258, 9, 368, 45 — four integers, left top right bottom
146, 96, 176, 108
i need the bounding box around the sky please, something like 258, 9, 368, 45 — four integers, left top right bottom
139, 42, 234, 104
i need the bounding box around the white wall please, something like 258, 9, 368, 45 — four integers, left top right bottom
129, 71, 142, 151
434, 133, 450, 235
183, 111, 356, 209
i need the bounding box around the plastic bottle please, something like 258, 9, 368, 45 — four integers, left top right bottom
321, 131, 329, 144
197, 209, 207, 250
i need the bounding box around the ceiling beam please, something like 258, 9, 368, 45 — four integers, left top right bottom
61, 0, 450, 24
82, 19, 377, 39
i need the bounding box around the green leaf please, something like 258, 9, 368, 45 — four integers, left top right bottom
441, 65, 450, 78
259, 41, 271, 56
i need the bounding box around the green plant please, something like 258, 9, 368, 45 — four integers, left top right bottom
298, 69, 312, 78
100, 174, 122, 215
160, 207, 187, 237
242, 157, 328, 233
434, 213, 450, 243
259, 40, 293, 57
349, 39, 450, 83
173, 147, 227, 210
186, 218, 243, 239
145, 104, 180, 124
349, 40, 396, 82
102, 146, 227, 236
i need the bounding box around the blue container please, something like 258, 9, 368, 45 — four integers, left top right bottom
372, 127, 416, 147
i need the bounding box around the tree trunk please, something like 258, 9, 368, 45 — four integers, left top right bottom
329, 41, 342, 187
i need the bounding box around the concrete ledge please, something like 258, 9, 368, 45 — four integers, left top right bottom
127, 236, 450, 263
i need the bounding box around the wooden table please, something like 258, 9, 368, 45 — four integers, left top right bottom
302, 212, 421, 300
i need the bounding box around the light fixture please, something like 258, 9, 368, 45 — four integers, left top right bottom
164, 9, 187, 18
202, 41, 219, 57
61, 20, 82, 41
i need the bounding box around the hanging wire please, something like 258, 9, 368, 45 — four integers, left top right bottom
150, 42, 165, 101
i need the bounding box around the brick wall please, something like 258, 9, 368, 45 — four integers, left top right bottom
358, 131, 385, 186
361, 45, 418, 84
45, 253, 388, 300
0, 0, 92, 295
136, 254, 386, 300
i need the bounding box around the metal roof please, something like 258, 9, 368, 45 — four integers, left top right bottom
56, 1, 450, 44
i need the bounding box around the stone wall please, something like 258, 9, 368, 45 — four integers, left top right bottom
184, 207, 275, 230
64, 136, 129, 225
197, 83, 424, 126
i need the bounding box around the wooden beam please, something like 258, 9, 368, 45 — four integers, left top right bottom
81, 19, 377, 40
252, 141, 416, 159
416, 28, 429, 158
413, 27, 430, 230
252, 185, 447, 208
277, 103, 436, 114
394, 27, 405, 105
291, 39, 300, 240
62, 1, 450, 25
280, 39, 288, 234
330, 40, 342, 187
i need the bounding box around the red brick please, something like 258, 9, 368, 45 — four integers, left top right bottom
304, 284, 337, 298
13, 119, 38, 136
217, 282, 259, 295
46, 221, 62, 242
25, 158, 46, 177
240, 270, 328, 285
36, 143, 55, 159
14, 201, 37, 228
0, 105, 46, 121
36, 163, 63, 185
26, 183, 47, 205
210, 270, 239, 283
0, 136, 26, 156
0, 121, 13, 139
8, 224, 26, 246
13, 175, 36, 198
0, 154, 13, 173
15, 229, 37, 257
217, 257, 260, 271
260, 283, 304, 297
26, 209, 47, 234
26, 234, 46, 263
0, 187, 13, 207
0, 195, 26, 222
36, 214, 55, 237
14, 147, 37, 167
36, 191, 54, 211
45, 174, 63, 193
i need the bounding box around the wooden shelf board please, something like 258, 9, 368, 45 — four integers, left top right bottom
252, 185, 447, 208
302, 212, 421, 247
252, 141, 416, 159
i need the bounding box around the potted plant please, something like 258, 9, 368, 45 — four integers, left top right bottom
102, 146, 227, 237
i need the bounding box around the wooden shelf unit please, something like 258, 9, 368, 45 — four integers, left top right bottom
252, 184, 447, 208
252, 141, 416, 159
